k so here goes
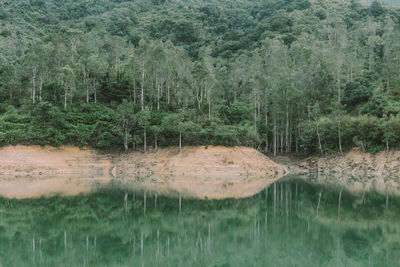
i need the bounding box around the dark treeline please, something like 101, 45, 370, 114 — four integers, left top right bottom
0, 0, 400, 154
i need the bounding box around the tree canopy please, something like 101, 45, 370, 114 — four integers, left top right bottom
1, 0, 400, 154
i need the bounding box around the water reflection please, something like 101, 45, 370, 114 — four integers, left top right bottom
0, 176, 399, 266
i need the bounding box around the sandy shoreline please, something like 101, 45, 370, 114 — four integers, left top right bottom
3, 145, 400, 199
0, 145, 287, 199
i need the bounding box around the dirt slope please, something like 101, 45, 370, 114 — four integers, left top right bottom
0, 146, 287, 199
289, 148, 400, 195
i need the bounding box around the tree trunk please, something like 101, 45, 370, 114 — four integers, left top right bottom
273, 120, 277, 156
133, 78, 136, 104
385, 124, 389, 151
361, 138, 366, 152
289, 118, 292, 153
167, 81, 170, 105
316, 122, 323, 154
196, 87, 202, 111
124, 128, 128, 152
157, 79, 160, 111
265, 104, 268, 153
141, 69, 145, 110
94, 79, 97, 104
84, 68, 89, 103
338, 121, 342, 153
64, 87, 67, 109
39, 76, 42, 102
386, 137, 389, 151
144, 126, 147, 152
32, 74, 36, 104
208, 88, 211, 119
285, 105, 289, 153
253, 90, 257, 124
154, 134, 157, 150
179, 131, 182, 151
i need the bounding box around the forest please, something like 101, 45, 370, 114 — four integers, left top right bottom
0, 0, 400, 154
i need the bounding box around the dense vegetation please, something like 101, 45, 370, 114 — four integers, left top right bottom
0, 0, 400, 154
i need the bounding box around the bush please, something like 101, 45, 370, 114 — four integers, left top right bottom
96, 132, 120, 149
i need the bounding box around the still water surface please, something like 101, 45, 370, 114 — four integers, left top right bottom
0, 176, 399, 266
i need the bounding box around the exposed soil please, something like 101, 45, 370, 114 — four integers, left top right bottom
286, 148, 400, 196
0, 145, 287, 199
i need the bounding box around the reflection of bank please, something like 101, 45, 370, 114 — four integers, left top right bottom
287, 147, 400, 197
0, 177, 398, 266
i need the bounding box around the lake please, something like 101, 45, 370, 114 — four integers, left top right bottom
0, 175, 399, 266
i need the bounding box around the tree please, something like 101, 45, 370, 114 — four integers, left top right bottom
137, 108, 151, 152
162, 112, 184, 150
116, 100, 136, 151
370, 1, 385, 18
342, 77, 373, 112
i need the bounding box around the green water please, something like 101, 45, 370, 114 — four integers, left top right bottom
0, 176, 400, 267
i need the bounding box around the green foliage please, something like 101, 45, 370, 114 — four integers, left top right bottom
314, 9, 327, 20
0, 29, 11, 37
370, 1, 385, 17
96, 132, 120, 148
219, 102, 252, 125
343, 77, 373, 112
0, 0, 399, 153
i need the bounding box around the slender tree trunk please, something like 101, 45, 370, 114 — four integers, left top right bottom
157, 79, 160, 111
94, 79, 97, 104
154, 134, 157, 150
179, 131, 182, 151
141, 69, 145, 110
32, 74, 36, 104
84, 69, 89, 103
144, 126, 147, 152
39, 76, 42, 102
273, 119, 277, 156
64, 87, 67, 109
385, 124, 389, 151
133, 78, 136, 104
386, 136, 389, 151
361, 138, 366, 152
265, 103, 268, 153
208, 88, 211, 119
285, 105, 289, 153
167, 81, 170, 105
386, 74, 390, 93
70, 86, 73, 105
196, 87, 202, 111
338, 121, 342, 153
289, 119, 292, 153
253, 90, 257, 124
316, 122, 323, 154
124, 128, 128, 152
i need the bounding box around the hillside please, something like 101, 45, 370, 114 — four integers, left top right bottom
0, 0, 400, 154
